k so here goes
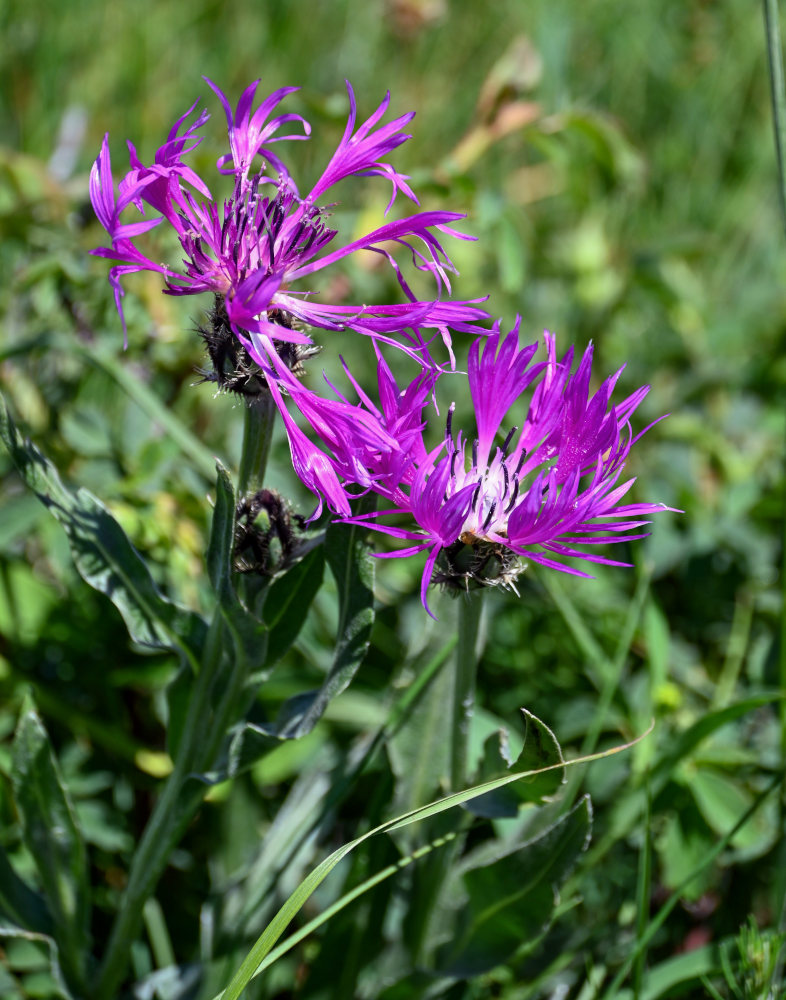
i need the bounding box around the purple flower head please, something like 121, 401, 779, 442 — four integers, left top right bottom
90, 79, 488, 366
315, 320, 674, 617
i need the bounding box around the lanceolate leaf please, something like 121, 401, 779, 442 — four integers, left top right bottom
261, 506, 375, 740
10, 700, 90, 992
209, 463, 268, 671
0, 397, 206, 659
0, 848, 53, 936
262, 544, 325, 668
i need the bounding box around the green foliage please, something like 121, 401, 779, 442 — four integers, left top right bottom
1, 0, 785, 998
468, 709, 565, 818
264, 503, 376, 740
9, 700, 90, 993
442, 797, 592, 977
0, 397, 206, 660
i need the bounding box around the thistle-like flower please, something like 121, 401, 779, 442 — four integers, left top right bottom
89, 78, 488, 370
290, 319, 674, 615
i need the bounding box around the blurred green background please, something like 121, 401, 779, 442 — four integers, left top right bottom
1, 0, 785, 997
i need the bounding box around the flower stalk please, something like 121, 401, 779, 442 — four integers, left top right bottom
95, 611, 227, 1000
96, 388, 275, 998
450, 590, 485, 791
237, 392, 276, 498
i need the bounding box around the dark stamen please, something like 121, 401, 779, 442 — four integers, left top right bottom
502, 426, 517, 456
445, 403, 455, 441
472, 439, 478, 469
504, 478, 520, 513
471, 482, 481, 511
482, 501, 497, 531
237, 212, 249, 245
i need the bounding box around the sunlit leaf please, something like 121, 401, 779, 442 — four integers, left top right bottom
0, 397, 206, 659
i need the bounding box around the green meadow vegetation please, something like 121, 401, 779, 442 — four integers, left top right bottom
1, 1, 785, 997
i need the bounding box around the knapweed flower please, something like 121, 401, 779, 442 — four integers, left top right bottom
90, 78, 488, 371
290, 319, 673, 615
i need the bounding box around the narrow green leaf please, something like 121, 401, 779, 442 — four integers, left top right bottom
215, 727, 649, 1000
262, 544, 325, 667
198, 723, 284, 784
165, 663, 193, 762
247, 832, 460, 981
325, 508, 375, 678
0, 397, 206, 659
639, 942, 722, 1000
142, 898, 176, 970
0, 850, 53, 937
261, 511, 374, 739
207, 463, 239, 598
10, 701, 90, 991
208, 464, 268, 672
388, 651, 452, 813
442, 796, 592, 976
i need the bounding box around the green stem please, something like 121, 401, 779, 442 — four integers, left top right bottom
408, 595, 485, 966
95, 394, 277, 998
95, 613, 226, 1000
237, 394, 276, 498
450, 591, 485, 791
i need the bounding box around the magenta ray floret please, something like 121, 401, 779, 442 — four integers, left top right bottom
90, 79, 488, 366
288, 319, 674, 615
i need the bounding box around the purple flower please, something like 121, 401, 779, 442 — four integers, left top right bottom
90, 79, 488, 365
296, 320, 674, 616
262, 351, 406, 519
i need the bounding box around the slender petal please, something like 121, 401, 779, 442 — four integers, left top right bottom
91, 80, 488, 364
291, 321, 675, 611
